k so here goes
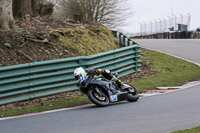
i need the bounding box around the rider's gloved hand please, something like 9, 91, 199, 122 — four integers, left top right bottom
113, 73, 118, 77
96, 69, 103, 75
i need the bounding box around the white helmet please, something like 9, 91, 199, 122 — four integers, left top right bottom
74, 67, 86, 80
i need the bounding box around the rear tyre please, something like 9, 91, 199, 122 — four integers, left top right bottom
87, 87, 109, 107
126, 84, 139, 102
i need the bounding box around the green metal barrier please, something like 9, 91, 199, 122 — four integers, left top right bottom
0, 39, 141, 105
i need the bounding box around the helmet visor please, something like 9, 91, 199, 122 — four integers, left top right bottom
75, 75, 79, 80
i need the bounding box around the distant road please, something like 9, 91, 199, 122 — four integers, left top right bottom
134, 39, 200, 64
0, 39, 200, 133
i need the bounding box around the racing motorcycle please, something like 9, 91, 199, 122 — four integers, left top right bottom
74, 68, 139, 107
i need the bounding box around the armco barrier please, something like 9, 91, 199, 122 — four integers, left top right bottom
112, 31, 137, 47
0, 37, 141, 105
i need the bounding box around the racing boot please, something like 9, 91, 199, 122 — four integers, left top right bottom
115, 79, 124, 89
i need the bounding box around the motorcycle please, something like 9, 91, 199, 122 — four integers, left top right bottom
77, 69, 139, 107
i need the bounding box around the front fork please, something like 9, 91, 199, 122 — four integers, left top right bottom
94, 86, 104, 96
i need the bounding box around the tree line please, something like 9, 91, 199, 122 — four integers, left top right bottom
0, 0, 132, 30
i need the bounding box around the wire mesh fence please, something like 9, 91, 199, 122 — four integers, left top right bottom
139, 14, 191, 35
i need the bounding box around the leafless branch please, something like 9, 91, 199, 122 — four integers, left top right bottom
55, 0, 135, 28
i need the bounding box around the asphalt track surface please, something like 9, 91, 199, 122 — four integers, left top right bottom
135, 39, 200, 65
1, 39, 200, 133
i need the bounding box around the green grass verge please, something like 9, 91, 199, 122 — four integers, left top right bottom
131, 49, 200, 92
0, 95, 91, 118
0, 49, 200, 118
171, 126, 200, 133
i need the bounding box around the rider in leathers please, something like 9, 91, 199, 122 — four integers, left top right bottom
94, 69, 124, 89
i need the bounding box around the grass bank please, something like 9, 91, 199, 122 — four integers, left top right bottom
131, 49, 200, 92
1, 49, 200, 117
171, 126, 200, 133
0, 24, 119, 67
0, 95, 90, 118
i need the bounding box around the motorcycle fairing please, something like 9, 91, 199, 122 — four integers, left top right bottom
90, 78, 128, 102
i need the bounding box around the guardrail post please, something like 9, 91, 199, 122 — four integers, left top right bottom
120, 35, 124, 46
129, 41, 133, 46
135, 46, 141, 72
116, 32, 120, 43
125, 38, 128, 47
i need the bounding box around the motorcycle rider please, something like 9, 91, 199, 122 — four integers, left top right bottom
95, 69, 124, 89
74, 67, 124, 89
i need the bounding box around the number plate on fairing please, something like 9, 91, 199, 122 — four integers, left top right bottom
110, 95, 118, 102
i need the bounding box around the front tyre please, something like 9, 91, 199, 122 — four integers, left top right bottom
87, 87, 109, 107
126, 84, 139, 102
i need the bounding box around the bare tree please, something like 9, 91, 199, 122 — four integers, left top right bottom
13, 0, 55, 19
32, 0, 42, 16
0, 0, 16, 30
13, 0, 33, 20
57, 0, 133, 28
0, 0, 56, 30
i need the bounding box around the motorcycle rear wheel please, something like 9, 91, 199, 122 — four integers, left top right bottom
87, 87, 109, 107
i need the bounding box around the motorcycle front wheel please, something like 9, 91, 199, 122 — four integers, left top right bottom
87, 87, 109, 107
126, 83, 139, 102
